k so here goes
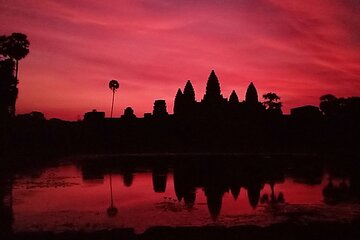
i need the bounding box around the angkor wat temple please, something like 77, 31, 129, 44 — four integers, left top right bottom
85, 70, 268, 121
173, 70, 264, 120
4, 70, 360, 156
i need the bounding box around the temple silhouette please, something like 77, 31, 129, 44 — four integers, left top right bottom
173, 70, 264, 119
1, 69, 360, 156
83, 70, 266, 121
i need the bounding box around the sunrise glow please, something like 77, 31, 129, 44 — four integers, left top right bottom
1, 0, 360, 120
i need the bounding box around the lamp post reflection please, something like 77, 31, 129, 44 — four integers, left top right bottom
107, 173, 118, 217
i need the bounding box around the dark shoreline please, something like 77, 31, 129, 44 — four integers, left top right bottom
3, 221, 360, 240
1, 151, 359, 176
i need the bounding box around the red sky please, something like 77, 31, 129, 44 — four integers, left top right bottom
1, 0, 360, 120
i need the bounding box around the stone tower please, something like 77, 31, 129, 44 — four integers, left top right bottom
245, 82, 258, 104
202, 70, 224, 104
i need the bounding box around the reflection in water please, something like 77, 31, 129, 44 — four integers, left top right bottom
173, 165, 196, 208
0, 173, 13, 233
107, 173, 118, 217
152, 167, 167, 193
205, 188, 223, 220
247, 182, 263, 209
230, 185, 240, 200
323, 162, 360, 204
122, 167, 134, 187
3, 157, 360, 233
260, 183, 285, 205
122, 172, 133, 187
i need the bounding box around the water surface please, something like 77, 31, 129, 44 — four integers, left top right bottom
2, 156, 360, 233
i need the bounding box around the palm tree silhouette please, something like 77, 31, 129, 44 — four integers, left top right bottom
0, 33, 30, 80
108, 80, 119, 118
0, 33, 30, 117
106, 80, 119, 215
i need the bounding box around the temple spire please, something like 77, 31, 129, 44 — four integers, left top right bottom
183, 80, 195, 102
174, 88, 183, 115
203, 70, 223, 103
245, 82, 258, 104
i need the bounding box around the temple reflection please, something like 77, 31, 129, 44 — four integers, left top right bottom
152, 167, 168, 193
230, 185, 240, 200
173, 163, 197, 209
205, 187, 224, 220
170, 159, 288, 219
261, 183, 285, 205
61, 157, 360, 220
122, 170, 134, 187
247, 182, 263, 209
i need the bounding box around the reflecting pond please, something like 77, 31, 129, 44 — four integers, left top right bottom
2, 155, 360, 233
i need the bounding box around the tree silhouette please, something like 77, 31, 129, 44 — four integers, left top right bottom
0, 33, 30, 80
122, 106, 136, 120
319, 94, 338, 117
344, 97, 360, 118
319, 95, 360, 119
0, 59, 16, 119
0, 33, 30, 118
263, 92, 282, 114
108, 79, 119, 118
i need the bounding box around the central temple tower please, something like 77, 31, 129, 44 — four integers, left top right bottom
202, 70, 225, 104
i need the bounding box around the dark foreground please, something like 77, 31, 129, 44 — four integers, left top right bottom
2, 222, 360, 240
